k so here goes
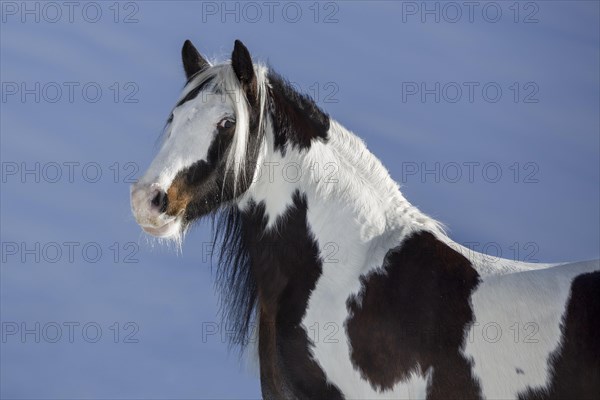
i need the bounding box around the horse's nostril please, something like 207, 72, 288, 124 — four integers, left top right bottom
151, 191, 168, 213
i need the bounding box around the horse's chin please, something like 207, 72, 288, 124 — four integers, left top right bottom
140, 218, 182, 239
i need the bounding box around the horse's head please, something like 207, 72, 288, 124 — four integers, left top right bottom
131, 40, 265, 238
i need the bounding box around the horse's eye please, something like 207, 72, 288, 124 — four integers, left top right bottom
218, 118, 235, 131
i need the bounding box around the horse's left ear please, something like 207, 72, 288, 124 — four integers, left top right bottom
182, 39, 209, 80
231, 40, 257, 102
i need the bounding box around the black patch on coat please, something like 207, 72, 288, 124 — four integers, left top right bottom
346, 231, 482, 399
518, 270, 600, 400
267, 71, 330, 154
236, 191, 344, 399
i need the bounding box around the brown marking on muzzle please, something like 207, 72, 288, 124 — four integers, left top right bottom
165, 174, 193, 217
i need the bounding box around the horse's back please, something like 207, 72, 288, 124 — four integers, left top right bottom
464, 259, 600, 399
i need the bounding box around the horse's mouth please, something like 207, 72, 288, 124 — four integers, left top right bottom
140, 218, 181, 238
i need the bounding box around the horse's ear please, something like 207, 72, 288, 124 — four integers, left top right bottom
182, 39, 209, 80
231, 40, 257, 102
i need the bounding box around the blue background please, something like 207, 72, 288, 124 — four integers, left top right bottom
1, 1, 598, 398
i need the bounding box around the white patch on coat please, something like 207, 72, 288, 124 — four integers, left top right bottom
462, 259, 599, 400
140, 98, 229, 191
239, 117, 298, 229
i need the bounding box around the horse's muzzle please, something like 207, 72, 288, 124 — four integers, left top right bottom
130, 183, 180, 238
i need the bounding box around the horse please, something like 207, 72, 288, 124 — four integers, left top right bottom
130, 39, 600, 399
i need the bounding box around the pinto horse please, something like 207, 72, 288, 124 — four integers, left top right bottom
131, 40, 600, 399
